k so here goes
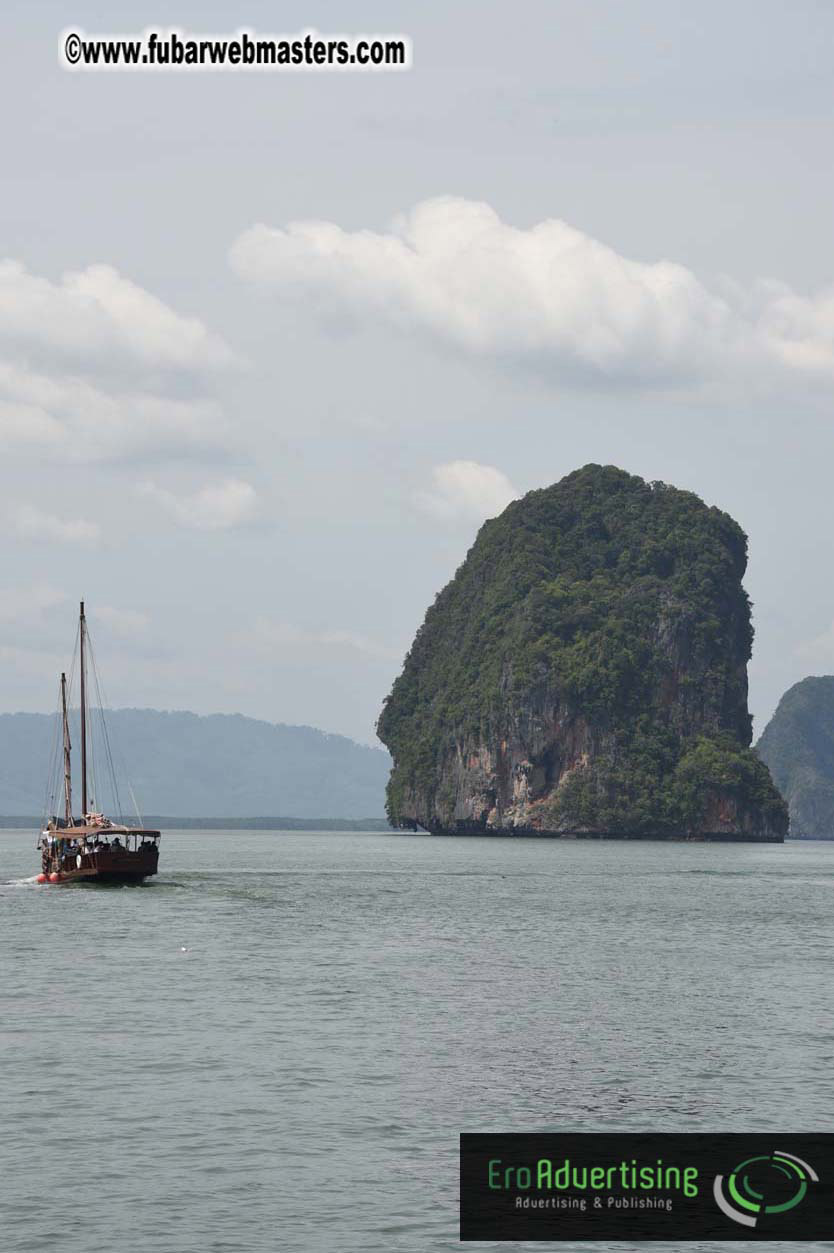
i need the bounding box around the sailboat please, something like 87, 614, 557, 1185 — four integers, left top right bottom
36, 601, 161, 884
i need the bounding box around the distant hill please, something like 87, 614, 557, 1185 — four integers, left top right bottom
0, 709, 391, 819
756, 678, 834, 838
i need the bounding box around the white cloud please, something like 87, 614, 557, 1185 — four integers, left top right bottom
416, 460, 518, 522
230, 196, 834, 386
0, 260, 234, 462
13, 505, 101, 546
0, 260, 232, 371
91, 606, 149, 637
0, 584, 66, 625
249, 616, 402, 662
0, 361, 227, 461
139, 478, 258, 530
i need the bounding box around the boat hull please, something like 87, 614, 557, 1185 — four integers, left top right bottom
42, 841, 160, 884
57, 870, 154, 885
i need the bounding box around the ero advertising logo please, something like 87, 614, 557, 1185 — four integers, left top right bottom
713, 1150, 818, 1229
460, 1133, 834, 1242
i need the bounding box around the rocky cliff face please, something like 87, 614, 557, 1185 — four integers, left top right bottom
377, 465, 787, 841
756, 676, 834, 838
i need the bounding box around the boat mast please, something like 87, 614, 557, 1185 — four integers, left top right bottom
61, 672, 72, 825
79, 600, 88, 818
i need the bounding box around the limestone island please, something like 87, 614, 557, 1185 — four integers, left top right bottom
378, 465, 787, 842
756, 676, 834, 838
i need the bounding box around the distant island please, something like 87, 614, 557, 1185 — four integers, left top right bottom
756, 676, 834, 838
0, 709, 390, 820
378, 464, 787, 841
0, 815, 392, 832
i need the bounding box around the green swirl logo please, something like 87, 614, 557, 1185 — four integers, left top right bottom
713, 1151, 818, 1228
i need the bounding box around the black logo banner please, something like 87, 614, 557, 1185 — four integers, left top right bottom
460, 1133, 834, 1241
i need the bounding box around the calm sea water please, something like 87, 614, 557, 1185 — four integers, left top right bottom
1, 830, 833, 1253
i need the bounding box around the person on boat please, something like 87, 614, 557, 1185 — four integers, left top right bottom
112, 836, 122, 850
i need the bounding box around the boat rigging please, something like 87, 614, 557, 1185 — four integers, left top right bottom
36, 601, 161, 885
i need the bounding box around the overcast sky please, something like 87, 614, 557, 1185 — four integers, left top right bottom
2, 0, 834, 744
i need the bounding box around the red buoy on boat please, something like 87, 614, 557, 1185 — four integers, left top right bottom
48, 872, 61, 883
36, 873, 47, 884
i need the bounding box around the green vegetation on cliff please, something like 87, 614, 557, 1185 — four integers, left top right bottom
378, 465, 786, 837
756, 677, 834, 837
